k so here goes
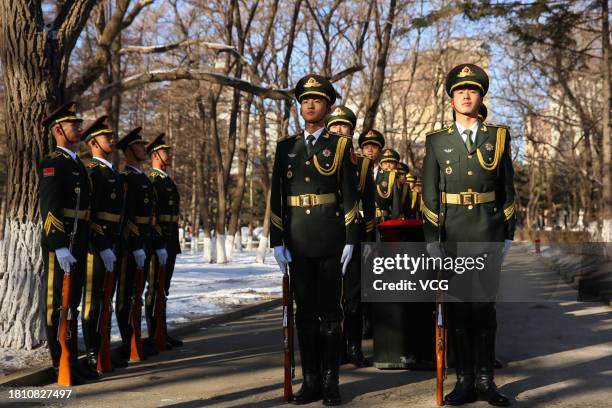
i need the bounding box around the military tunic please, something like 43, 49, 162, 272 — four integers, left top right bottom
81, 158, 124, 358
421, 122, 516, 328
145, 168, 181, 340
375, 169, 402, 221
115, 165, 161, 347
39, 147, 91, 368
270, 130, 360, 324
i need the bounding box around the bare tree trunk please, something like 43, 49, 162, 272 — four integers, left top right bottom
255, 99, 271, 263
0, 2, 68, 349
362, 0, 397, 131
601, 0, 612, 239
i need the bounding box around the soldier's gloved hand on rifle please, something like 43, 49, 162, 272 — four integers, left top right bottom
426, 242, 445, 259
99, 248, 116, 272
501, 239, 512, 265
132, 248, 146, 269
341, 244, 354, 276
156, 248, 168, 266
273, 245, 292, 273
55, 247, 77, 273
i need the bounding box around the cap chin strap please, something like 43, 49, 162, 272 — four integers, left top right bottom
154, 151, 167, 168
93, 138, 112, 156
57, 123, 74, 148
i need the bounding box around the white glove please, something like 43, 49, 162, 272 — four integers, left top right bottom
132, 248, 146, 269
273, 245, 292, 273
426, 242, 445, 259
156, 248, 168, 266
99, 248, 116, 272
55, 247, 77, 273
362, 244, 373, 262
501, 239, 512, 265
341, 245, 354, 276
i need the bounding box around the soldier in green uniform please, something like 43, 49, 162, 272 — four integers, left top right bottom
357, 129, 385, 339
145, 133, 183, 350
81, 116, 125, 373
39, 101, 94, 383
422, 64, 515, 406
271, 74, 360, 406
396, 163, 418, 220
325, 105, 375, 368
375, 148, 401, 221
114, 127, 161, 362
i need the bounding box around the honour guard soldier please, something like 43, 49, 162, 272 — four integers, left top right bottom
357, 129, 385, 339
358, 129, 385, 178
396, 163, 419, 220
271, 74, 360, 406
39, 102, 93, 384
145, 134, 183, 350
325, 105, 375, 368
375, 148, 401, 221
422, 64, 515, 406
81, 116, 125, 373
115, 127, 160, 363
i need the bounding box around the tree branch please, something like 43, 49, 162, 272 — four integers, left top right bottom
65, 0, 133, 100
119, 39, 238, 55
122, 0, 155, 29
77, 64, 365, 110
56, 0, 99, 53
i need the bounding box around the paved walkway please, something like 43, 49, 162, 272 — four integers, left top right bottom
6, 247, 612, 407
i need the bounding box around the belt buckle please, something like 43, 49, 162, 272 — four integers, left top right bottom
460, 192, 475, 205
299, 194, 312, 207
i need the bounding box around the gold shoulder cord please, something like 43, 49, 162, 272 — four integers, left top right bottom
477, 127, 506, 171
358, 157, 370, 193
376, 171, 396, 199
314, 137, 347, 176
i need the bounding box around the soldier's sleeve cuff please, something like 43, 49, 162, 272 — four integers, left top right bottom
344, 203, 359, 226
421, 199, 439, 227
503, 200, 516, 221
270, 212, 283, 231
43, 212, 65, 236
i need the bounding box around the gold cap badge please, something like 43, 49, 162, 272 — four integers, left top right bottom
304, 77, 322, 88
457, 66, 475, 78
68, 104, 77, 113
331, 107, 344, 116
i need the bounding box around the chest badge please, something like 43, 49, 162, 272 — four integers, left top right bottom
444, 148, 453, 153
382, 181, 388, 188
322, 149, 331, 157
445, 166, 453, 175
287, 170, 293, 179
110, 193, 116, 199
484, 143, 494, 151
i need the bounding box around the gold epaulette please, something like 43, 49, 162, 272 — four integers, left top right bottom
150, 171, 163, 178
484, 122, 509, 129
87, 161, 100, 169
277, 133, 300, 143
425, 125, 452, 137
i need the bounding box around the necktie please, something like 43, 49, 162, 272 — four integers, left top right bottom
306, 134, 315, 157
464, 129, 473, 152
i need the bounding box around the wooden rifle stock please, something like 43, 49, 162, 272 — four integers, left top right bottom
130, 266, 145, 361
97, 269, 115, 373
435, 290, 446, 405
154, 263, 168, 350
57, 272, 73, 386
282, 270, 294, 402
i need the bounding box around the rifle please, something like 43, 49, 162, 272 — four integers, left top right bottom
98, 179, 128, 373
57, 186, 81, 386
153, 261, 167, 351
435, 287, 446, 405
282, 266, 294, 402
129, 264, 145, 361
154, 198, 174, 351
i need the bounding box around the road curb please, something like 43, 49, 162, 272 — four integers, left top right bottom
0, 298, 281, 387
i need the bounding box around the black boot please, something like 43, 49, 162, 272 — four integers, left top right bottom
166, 334, 183, 347
345, 306, 367, 368
143, 338, 159, 356
321, 321, 342, 406
362, 304, 373, 340
475, 329, 510, 406
444, 328, 476, 405
80, 349, 100, 379
290, 322, 322, 404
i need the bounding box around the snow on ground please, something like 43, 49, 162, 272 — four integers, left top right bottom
0, 249, 280, 377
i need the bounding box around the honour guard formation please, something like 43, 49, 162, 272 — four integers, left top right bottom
36, 63, 514, 406
39, 104, 183, 386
